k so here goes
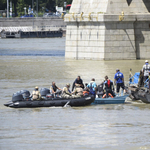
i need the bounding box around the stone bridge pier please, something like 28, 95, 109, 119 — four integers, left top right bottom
65, 0, 150, 60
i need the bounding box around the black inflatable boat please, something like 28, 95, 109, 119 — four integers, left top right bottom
128, 86, 150, 103
4, 88, 95, 108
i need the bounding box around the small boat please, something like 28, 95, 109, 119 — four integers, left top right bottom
92, 95, 129, 105
4, 88, 95, 108
137, 89, 150, 104
128, 71, 150, 103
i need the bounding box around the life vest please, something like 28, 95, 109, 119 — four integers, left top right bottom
143, 64, 150, 76
107, 80, 110, 88
52, 85, 58, 92
102, 93, 114, 98
105, 80, 112, 89
32, 91, 39, 99
76, 87, 83, 94
83, 91, 89, 96
89, 82, 95, 95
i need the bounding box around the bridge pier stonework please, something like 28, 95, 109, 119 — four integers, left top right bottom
65, 0, 150, 60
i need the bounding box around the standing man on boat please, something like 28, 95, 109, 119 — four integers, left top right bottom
72, 76, 84, 91
142, 60, 150, 83
103, 76, 115, 98
87, 78, 97, 97
114, 69, 126, 95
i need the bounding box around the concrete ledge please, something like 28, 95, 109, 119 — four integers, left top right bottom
65, 14, 150, 23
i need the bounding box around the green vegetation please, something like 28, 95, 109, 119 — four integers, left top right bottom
0, 0, 73, 16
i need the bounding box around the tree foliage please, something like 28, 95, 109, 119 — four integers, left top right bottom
0, 0, 73, 15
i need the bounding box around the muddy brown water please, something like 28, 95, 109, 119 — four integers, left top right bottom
0, 38, 150, 150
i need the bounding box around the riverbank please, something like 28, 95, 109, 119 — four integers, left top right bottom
0, 17, 66, 37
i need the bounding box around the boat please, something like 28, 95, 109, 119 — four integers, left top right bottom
4, 88, 95, 108
136, 88, 150, 103
128, 71, 150, 103
92, 95, 129, 105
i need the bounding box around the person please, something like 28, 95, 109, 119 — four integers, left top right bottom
83, 83, 90, 96
103, 76, 115, 98
50, 82, 62, 95
72, 84, 83, 98
148, 72, 150, 93
142, 60, 150, 83
31, 86, 41, 100
72, 76, 84, 91
138, 70, 144, 87
97, 80, 105, 98
87, 78, 97, 97
114, 69, 126, 95
62, 83, 72, 99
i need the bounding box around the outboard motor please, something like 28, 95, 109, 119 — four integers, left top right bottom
40, 88, 50, 97
12, 93, 24, 102
20, 90, 30, 100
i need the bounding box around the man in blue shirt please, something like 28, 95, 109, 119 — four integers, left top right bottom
87, 78, 97, 97
114, 69, 125, 94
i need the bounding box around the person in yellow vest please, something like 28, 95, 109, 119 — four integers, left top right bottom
31, 86, 41, 100
72, 84, 83, 98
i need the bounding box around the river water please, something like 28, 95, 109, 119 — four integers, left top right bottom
0, 37, 150, 150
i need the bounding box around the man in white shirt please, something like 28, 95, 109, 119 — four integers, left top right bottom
142, 60, 150, 83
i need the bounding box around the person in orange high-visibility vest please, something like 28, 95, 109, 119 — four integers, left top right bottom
103, 76, 115, 98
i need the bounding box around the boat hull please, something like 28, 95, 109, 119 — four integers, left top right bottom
138, 90, 150, 103
92, 95, 128, 105
4, 95, 95, 108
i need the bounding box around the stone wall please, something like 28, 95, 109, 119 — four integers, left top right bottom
135, 21, 150, 59
65, 0, 150, 60
104, 22, 136, 60
0, 18, 66, 28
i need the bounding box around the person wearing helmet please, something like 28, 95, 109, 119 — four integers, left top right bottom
142, 60, 150, 83
62, 83, 72, 98
31, 86, 41, 100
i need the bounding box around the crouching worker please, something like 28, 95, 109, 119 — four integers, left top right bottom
103, 76, 115, 98
72, 84, 83, 98
62, 83, 72, 99
97, 81, 105, 98
31, 86, 41, 100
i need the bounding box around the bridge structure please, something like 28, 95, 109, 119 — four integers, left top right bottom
65, 0, 150, 60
